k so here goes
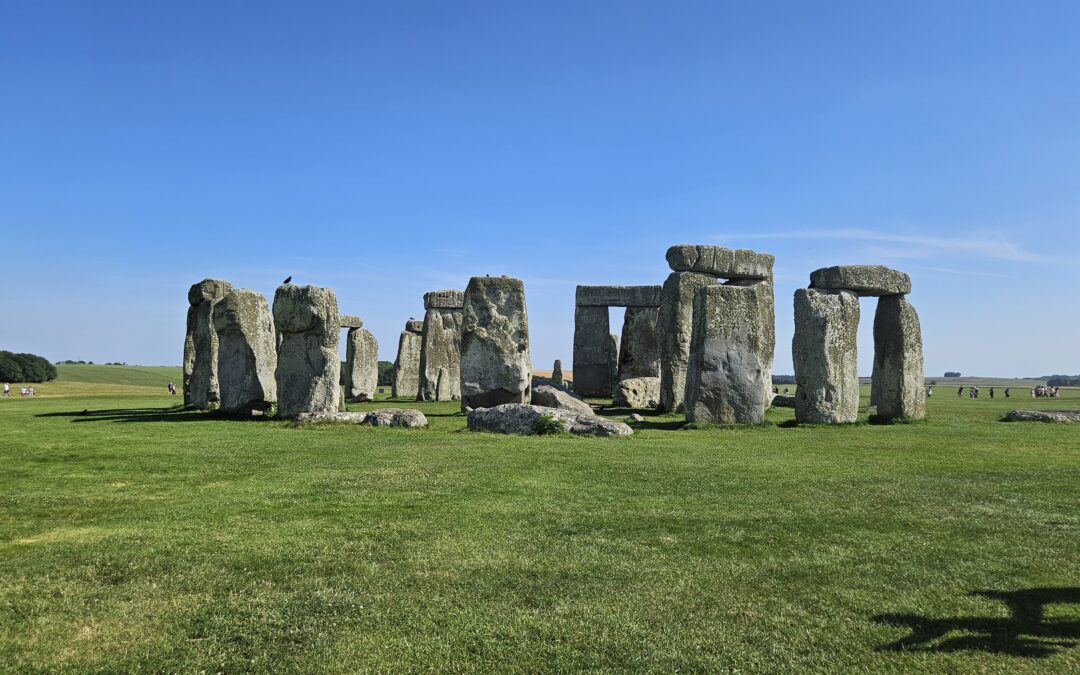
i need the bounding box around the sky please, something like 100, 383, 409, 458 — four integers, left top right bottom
2, 1, 1078, 377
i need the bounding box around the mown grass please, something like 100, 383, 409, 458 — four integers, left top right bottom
0, 387, 1077, 672
5, 364, 184, 398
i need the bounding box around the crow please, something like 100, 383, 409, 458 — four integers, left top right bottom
282, 276, 292, 284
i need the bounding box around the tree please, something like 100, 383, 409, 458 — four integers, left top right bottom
944, 371, 961, 378
378, 361, 394, 386
0, 351, 58, 383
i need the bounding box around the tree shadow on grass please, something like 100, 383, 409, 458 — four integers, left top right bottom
35, 406, 243, 424
874, 588, 1080, 657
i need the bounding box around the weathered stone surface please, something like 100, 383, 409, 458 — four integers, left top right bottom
435, 367, 452, 401
608, 334, 620, 394
532, 384, 595, 416
666, 245, 774, 280
295, 411, 367, 424
613, 377, 660, 409
340, 314, 363, 329
273, 284, 341, 419
575, 285, 662, 307
295, 408, 429, 428
1003, 409, 1080, 423
185, 278, 233, 409
793, 289, 860, 424
419, 303, 463, 401
573, 305, 611, 397
467, 403, 632, 437
393, 322, 423, 398
423, 289, 465, 310
345, 327, 379, 403
809, 265, 911, 297
618, 306, 660, 381
551, 359, 564, 387
771, 394, 796, 408
658, 271, 717, 412
460, 276, 531, 411
214, 289, 277, 414
684, 281, 774, 424
629, 413, 645, 423
873, 295, 925, 420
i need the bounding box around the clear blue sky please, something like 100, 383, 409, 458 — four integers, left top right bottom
2, 1, 1078, 377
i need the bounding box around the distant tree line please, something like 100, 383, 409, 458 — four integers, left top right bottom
0, 351, 57, 383
56, 359, 94, 365
944, 371, 961, 378
772, 375, 795, 385
1045, 375, 1080, 387
339, 361, 396, 387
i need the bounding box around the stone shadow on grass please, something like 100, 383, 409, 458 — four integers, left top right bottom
35, 407, 246, 424
873, 587, 1080, 657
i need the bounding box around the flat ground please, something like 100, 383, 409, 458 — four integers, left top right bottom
1, 373, 1077, 672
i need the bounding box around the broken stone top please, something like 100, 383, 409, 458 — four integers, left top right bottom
666, 245, 774, 280
272, 284, 339, 336
424, 289, 465, 310
340, 314, 363, 329
188, 279, 233, 306
405, 319, 425, 333
809, 265, 911, 297
576, 285, 662, 307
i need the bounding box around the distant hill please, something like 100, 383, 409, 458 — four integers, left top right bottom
55, 363, 182, 387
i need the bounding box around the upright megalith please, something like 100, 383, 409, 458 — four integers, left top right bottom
272, 284, 341, 419
792, 288, 860, 424
872, 294, 926, 420
608, 334, 620, 394
184, 278, 233, 409
684, 280, 775, 424
418, 289, 465, 401
460, 276, 531, 411
551, 359, 565, 387
214, 288, 277, 414
618, 307, 660, 381
573, 285, 661, 398
393, 320, 423, 398
345, 327, 379, 403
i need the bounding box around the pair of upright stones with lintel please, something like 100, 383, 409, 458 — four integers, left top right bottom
391, 289, 466, 401
793, 266, 925, 423
658, 245, 776, 424
573, 285, 662, 402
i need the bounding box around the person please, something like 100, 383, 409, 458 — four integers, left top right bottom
927, 387, 933, 397
20, 387, 28, 397
168, 382, 177, 396
773, 386, 779, 395
958, 386, 964, 397
990, 387, 995, 399
783, 387, 789, 395
1005, 387, 1011, 399
2, 383, 9, 397
28, 386, 35, 397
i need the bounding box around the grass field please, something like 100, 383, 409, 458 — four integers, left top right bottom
1, 383, 1078, 672
5, 364, 184, 398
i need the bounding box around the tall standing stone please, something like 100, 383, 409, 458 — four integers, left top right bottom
872, 295, 926, 420
684, 281, 774, 424
792, 288, 860, 424
272, 284, 341, 419
608, 334, 620, 395
551, 359, 564, 387
418, 290, 465, 401
460, 276, 531, 411
572, 305, 611, 397
185, 279, 233, 409
618, 306, 660, 381
214, 288, 277, 414
345, 327, 379, 403
393, 320, 423, 399
657, 271, 716, 412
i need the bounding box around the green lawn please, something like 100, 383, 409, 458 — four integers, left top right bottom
0, 387, 1077, 672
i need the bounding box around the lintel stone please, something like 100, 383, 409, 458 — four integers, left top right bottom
424, 289, 465, 310
665, 245, 774, 280
575, 285, 662, 307
809, 265, 911, 296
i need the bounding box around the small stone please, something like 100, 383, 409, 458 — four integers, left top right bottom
629, 413, 645, 423
532, 384, 594, 416
613, 377, 661, 409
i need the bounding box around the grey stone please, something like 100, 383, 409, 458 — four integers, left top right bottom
345, 327, 379, 403
608, 333, 620, 394
340, 314, 363, 329
872, 295, 926, 420
295, 408, 429, 428
618, 306, 660, 381
419, 301, 463, 401
393, 322, 423, 399
666, 245, 774, 280
629, 413, 645, 423
435, 367, 452, 401
572, 305, 611, 397
460, 276, 532, 411
423, 289, 465, 310
532, 384, 594, 416
213, 288, 277, 415
185, 278, 233, 409
770, 394, 796, 408
613, 377, 660, 409
295, 411, 367, 424
551, 359, 564, 387
272, 284, 341, 419
684, 281, 774, 424
809, 265, 912, 297
657, 271, 717, 412
1003, 409, 1080, 423
405, 320, 425, 333
792, 289, 860, 424
467, 403, 632, 437
575, 285, 662, 307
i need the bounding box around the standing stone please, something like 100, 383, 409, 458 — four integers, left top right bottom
572, 305, 611, 397
618, 306, 660, 381
272, 284, 341, 419
873, 295, 926, 420
418, 290, 465, 401
460, 276, 531, 411
393, 320, 424, 399
684, 281, 774, 424
551, 359, 564, 387
435, 367, 451, 401
792, 288, 860, 424
214, 288, 277, 414
345, 327, 379, 403
185, 279, 233, 409
657, 271, 717, 412
608, 334, 620, 395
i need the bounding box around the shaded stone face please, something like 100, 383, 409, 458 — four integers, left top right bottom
684, 281, 774, 424
608, 334, 620, 395
272, 284, 341, 419
618, 306, 660, 381
459, 276, 531, 411
185, 278, 233, 409
551, 359, 564, 387
572, 305, 611, 397
419, 303, 464, 401
657, 271, 717, 412
809, 265, 911, 297
665, 245, 774, 280
872, 295, 925, 420
345, 327, 379, 403
575, 285, 663, 307
393, 322, 423, 399
214, 288, 277, 414
792, 288, 860, 424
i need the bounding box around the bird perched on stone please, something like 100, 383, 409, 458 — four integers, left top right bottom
282, 276, 292, 284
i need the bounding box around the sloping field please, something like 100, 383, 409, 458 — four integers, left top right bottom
7, 364, 184, 397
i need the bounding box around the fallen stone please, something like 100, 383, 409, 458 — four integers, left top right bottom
214, 288, 277, 415
467, 403, 632, 437
809, 265, 911, 297
185, 278, 233, 409
665, 245, 774, 280
613, 377, 660, 409
345, 327, 379, 403
296, 411, 368, 424
460, 276, 532, 411
618, 306, 660, 381
770, 394, 796, 408
872, 295, 925, 420
658, 271, 717, 412
295, 408, 429, 428
393, 320, 423, 398
1003, 410, 1080, 423
273, 284, 341, 419
575, 285, 662, 307
792, 288, 860, 424
531, 384, 594, 416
